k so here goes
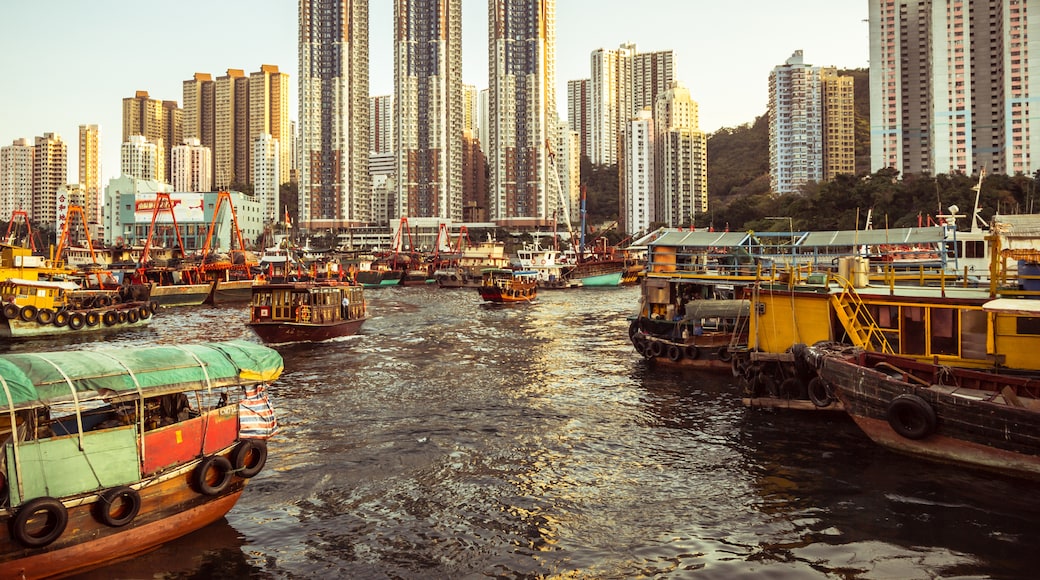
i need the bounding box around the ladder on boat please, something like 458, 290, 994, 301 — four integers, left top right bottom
829, 275, 894, 354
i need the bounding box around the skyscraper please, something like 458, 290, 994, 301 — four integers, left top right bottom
370, 95, 394, 155
654, 82, 706, 227
249, 65, 292, 186
0, 138, 34, 221
215, 69, 249, 188
870, 0, 1040, 176
299, 0, 370, 229
78, 124, 102, 238
122, 91, 180, 183
121, 135, 162, 182
821, 67, 856, 181
567, 79, 590, 161
171, 138, 213, 193
589, 46, 633, 166
488, 0, 557, 226
769, 50, 824, 194
33, 133, 67, 229
394, 0, 463, 221
622, 108, 654, 236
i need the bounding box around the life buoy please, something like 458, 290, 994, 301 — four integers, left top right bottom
12, 496, 68, 548
717, 346, 732, 362
2, 303, 19, 319
778, 377, 807, 400
18, 305, 38, 322
807, 377, 833, 408
230, 439, 268, 478
127, 309, 139, 323
138, 306, 150, 319
887, 394, 936, 440
103, 311, 118, 326
95, 486, 141, 527
85, 311, 101, 327
36, 308, 55, 325
68, 312, 85, 330
53, 311, 69, 327
193, 455, 234, 496
684, 345, 700, 360
667, 344, 683, 362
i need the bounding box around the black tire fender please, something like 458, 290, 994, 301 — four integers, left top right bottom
194, 455, 234, 496
95, 486, 141, 527
68, 311, 85, 330
138, 306, 150, 319
649, 341, 664, 358
685, 345, 700, 360
12, 496, 68, 548
85, 311, 101, 327
2, 303, 19, 319
887, 394, 936, 440
717, 346, 732, 362
807, 377, 833, 408
667, 344, 683, 362
18, 305, 38, 322
230, 439, 268, 478
103, 310, 119, 326
127, 308, 139, 323
53, 311, 69, 327
36, 308, 55, 325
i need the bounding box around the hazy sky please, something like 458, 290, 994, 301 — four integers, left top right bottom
0, 0, 868, 185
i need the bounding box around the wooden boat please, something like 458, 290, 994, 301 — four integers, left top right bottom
0, 340, 282, 578
198, 191, 261, 305
131, 192, 216, 308
248, 281, 367, 343
0, 278, 156, 339
477, 269, 538, 303
799, 342, 1040, 479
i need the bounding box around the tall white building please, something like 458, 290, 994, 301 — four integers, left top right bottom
171, 138, 213, 193
34, 132, 67, 228
0, 138, 34, 221
623, 109, 655, 235
769, 50, 824, 194
298, 0, 370, 229
589, 46, 633, 165
488, 0, 557, 226
121, 135, 163, 182
253, 133, 281, 224
395, 0, 463, 221
654, 82, 707, 227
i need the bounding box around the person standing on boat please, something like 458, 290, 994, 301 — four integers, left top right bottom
341, 293, 350, 318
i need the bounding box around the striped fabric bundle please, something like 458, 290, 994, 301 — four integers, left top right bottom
239, 382, 278, 439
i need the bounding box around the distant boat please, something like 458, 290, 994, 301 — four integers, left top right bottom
800, 342, 1040, 479
477, 268, 538, 303
0, 340, 282, 578
248, 280, 367, 343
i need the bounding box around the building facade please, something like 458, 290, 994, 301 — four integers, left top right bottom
821, 67, 856, 181
121, 135, 163, 182
0, 138, 34, 221
171, 138, 213, 193
298, 0, 371, 230
370, 94, 394, 155
870, 0, 1040, 176
488, 0, 557, 227
567, 78, 591, 161
33, 133, 67, 229
622, 108, 654, 236
654, 82, 707, 227
253, 133, 281, 224
394, 0, 463, 221
589, 46, 633, 166
248, 65, 292, 187
78, 124, 102, 239
769, 50, 824, 194
121, 91, 181, 183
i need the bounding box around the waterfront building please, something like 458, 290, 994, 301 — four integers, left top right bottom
622, 108, 654, 236
298, 0, 370, 231
370, 95, 394, 155
171, 138, 212, 193
488, 0, 557, 227
100, 175, 171, 245
55, 183, 87, 242
34, 132, 67, 229
253, 134, 281, 224
870, 0, 1040, 176
394, 0, 463, 222
0, 138, 34, 222
78, 124, 102, 240
121, 135, 163, 182
654, 82, 706, 227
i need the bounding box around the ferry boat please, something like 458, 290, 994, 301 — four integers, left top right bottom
477, 269, 538, 303
248, 280, 367, 343
0, 340, 282, 578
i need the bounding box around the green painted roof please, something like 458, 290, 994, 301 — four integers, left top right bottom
0, 340, 283, 410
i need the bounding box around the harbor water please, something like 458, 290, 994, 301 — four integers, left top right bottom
12, 285, 1037, 579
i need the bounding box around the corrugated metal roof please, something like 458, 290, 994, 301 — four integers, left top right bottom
649, 231, 752, 248
799, 227, 945, 247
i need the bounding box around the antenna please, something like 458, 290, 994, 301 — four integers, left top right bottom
969, 167, 989, 232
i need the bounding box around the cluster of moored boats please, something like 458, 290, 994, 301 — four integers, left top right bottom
628, 213, 1040, 480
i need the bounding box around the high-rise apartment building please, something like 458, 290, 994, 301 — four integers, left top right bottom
567, 79, 591, 161
171, 138, 213, 193
122, 92, 180, 183
214, 69, 249, 188
589, 46, 633, 166
461, 129, 487, 222
370, 95, 394, 155
183, 73, 216, 178
462, 84, 480, 135
395, 0, 463, 221
769, 50, 824, 194
556, 125, 581, 228
0, 138, 34, 221
33, 133, 67, 229
870, 0, 1040, 176
78, 124, 102, 238
821, 67, 856, 181
249, 65, 291, 186
488, 0, 557, 226
121, 135, 163, 182
299, 0, 370, 230
631, 48, 675, 114
654, 82, 706, 227
622, 108, 654, 236
253, 134, 281, 224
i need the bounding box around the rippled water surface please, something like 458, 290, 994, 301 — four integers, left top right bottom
20, 285, 1038, 579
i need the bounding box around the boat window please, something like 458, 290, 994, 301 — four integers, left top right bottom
964, 240, 986, 259
961, 309, 987, 359
930, 308, 958, 355
901, 306, 927, 355
1016, 316, 1040, 335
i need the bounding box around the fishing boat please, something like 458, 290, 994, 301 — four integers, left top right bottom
477, 269, 538, 303
198, 191, 260, 305
248, 280, 367, 343
798, 342, 1040, 479
131, 192, 215, 308
514, 243, 580, 289
0, 278, 156, 338
0, 340, 282, 578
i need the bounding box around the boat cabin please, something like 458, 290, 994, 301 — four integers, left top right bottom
251, 283, 365, 325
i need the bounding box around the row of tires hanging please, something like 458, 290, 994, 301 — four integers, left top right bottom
1, 301, 159, 330
8, 440, 267, 549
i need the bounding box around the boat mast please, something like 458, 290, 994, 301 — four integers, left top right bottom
970, 167, 989, 233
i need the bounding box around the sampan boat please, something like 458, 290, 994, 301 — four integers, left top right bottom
0, 340, 282, 579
